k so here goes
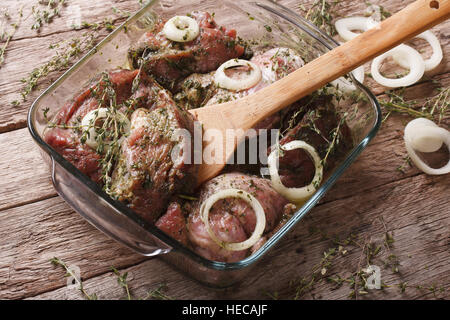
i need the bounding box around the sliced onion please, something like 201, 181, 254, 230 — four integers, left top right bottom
405, 118, 442, 152
392, 31, 443, 72
81, 108, 131, 149
162, 16, 199, 43
371, 44, 425, 88
331, 65, 365, 92
268, 140, 323, 202
214, 59, 262, 91
404, 118, 450, 175
335, 17, 373, 41
200, 188, 266, 251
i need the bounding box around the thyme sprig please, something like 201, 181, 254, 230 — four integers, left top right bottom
92, 73, 132, 194
380, 89, 433, 121
380, 85, 450, 123
16, 6, 132, 105
142, 283, 174, 300
18, 32, 95, 103
0, 6, 24, 68
426, 86, 449, 125
31, 0, 66, 32
111, 266, 132, 300
50, 258, 174, 300
321, 112, 346, 166
278, 216, 447, 300
299, 0, 340, 36
50, 257, 98, 300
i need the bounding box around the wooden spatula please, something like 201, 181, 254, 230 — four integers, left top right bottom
189, 0, 450, 185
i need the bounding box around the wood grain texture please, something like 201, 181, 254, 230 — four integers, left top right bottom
0, 129, 55, 210
0, 121, 448, 299
0, 196, 146, 299
0, 0, 448, 300
0, 0, 449, 132
27, 173, 449, 300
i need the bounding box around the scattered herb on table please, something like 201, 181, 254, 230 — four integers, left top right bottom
111, 266, 132, 300
17, 6, 132, 104
18, 32, 96, 102
0, 6, 24, 68
50, 257, 173, 300
50, 257, 98, 300
298, 0, 340, 36
31, 0, 66, 32
142, 283, 173, 300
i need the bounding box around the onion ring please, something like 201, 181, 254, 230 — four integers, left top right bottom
268, 140, 323, 202
214, 59, 262, 91
404, 118, 450, 175
200, 188, 266, 251
81, 108, 131, 150
370, 44, 425, 88
335, 17, 373, 41
162, 16, 200, 43
331, 65, 365, 92
392, 31, 443, 71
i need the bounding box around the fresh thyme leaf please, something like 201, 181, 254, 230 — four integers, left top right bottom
50, 257, 97, 300
0, 5, 23, 68
142, 283, 173, 300
31, 0, 66, 32
299, 0, 340, 36
20, 32, 96, 102
380, 83, 449, 123
111, 266, 132, 300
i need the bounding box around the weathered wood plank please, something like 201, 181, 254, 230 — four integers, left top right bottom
27, 173, 449, 300
0, 0, 448, 132
0, 196, 146, 299
2, 130, 447, 299
0, 128, 55, 210
0, 0, 139, 41
0, 0, 448, 301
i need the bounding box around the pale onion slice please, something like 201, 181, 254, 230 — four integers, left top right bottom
200, 188, 266, 251
371, 44, 425, 88
330, 65, 365, 93
268, 140, 323, 202
81, 108, 131, 149
162, 16, 200, 43
214, 59, 262, 91
392, 31, 443, 71
335, 17, 372, 41
404, 118, 450, 175
404, 118, 442, 152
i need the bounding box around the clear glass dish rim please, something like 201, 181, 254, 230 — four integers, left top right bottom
27, 0, 382, 271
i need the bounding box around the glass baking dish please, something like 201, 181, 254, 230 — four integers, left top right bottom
28, 0, 381, 287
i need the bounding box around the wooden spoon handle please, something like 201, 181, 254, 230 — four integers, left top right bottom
211, 0, 450, 130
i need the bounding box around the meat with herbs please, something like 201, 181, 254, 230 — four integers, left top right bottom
44, 69, 141, 183
110, 95, 197, 223
186, 173, 295, 262
128, 11, 245, 90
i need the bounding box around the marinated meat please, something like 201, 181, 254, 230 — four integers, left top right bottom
128, 11, 245, 90
176, 48, 304, 107
175, 47, 305, 130
44, 69, 141, 183
45, 68, 198, 223
110, 97, 197, 223
45, 11, 355, 264
186, 173, 292, 262
155, 202, 189, 246
206, 47, 305, 108
276, 102, 353, 188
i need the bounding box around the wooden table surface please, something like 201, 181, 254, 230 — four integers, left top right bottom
0, 0, 448, 300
